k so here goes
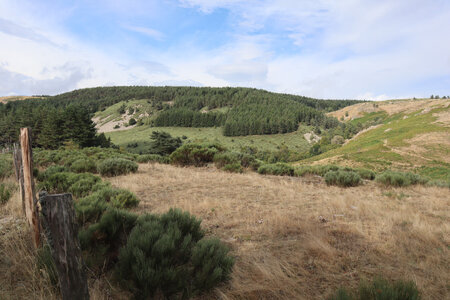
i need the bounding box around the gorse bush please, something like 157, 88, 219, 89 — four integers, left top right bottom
325, 170, 361, 187
257, 163, 294, 176
79, 209, 138, 270
97, 158, 138, 176
213, 152, 240, 168
136, 154, 169, 164
375, 171, 428, 187
69, 158, 97, 173
170, 143, 225, 166
38, 172, 101, 198
117, 209, 234, 299
75, 185, 139, 224
328, 277, 421, 300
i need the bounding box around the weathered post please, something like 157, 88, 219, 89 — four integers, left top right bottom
20, 128, 40, 247
39, 192, 90, 300
13, 144, 25, 213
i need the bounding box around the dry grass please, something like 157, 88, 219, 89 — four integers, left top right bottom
1, 164, 448, 299
107, 163, 449, 300
329, 98, 450, 121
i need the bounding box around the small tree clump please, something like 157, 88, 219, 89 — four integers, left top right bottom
128, 118, 137, 126
97, 158, 138, 177
148, 131, 183, 156
117, 209, 234, 299
325, 170, 361, 187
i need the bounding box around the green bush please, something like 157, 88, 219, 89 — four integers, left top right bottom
0, 183, 15, 204
69, 158, 97, 173
136, 154, 169, 164
222, 163, 243, 173
0, 156, 13, 179
97, 158, 138, 177
39, 172, 101, 197
355, 168, 376, 180
213, 152, 240, 168
75, 186, 139, 224
427, 180, 450, 188
325, 170, 361, 187
117, 208, 233, 299
328, 277, 421, 300
376, 171, 428, 187
79, 209, 138, 270
170, 143, 224, 166
37, 165, 69, 182
257, 163, 294, 176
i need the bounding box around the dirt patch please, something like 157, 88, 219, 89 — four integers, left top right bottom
304, 132, 321, 144
394, 132, 450, 164
93, 114, 137, 133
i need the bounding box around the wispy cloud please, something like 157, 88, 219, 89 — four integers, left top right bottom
123, 25, 164, 40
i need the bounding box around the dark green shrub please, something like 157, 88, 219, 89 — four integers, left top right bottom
117, 209, 233, 299
376, 171, 428, 187
0, 183, 15, 204
191, 238, 234, 293
328, 277, 421, 300
69, 158, 97, 173
170, 143, 224, 166
222, 163, 243, 173
129, 118, 137, 126
325, 170, 361, 187
79, 209, 138, 270
238, 153, 257, 168
0, 156, 12, 179
39, 172, 101, 197
75, 186, 139, 224
37, 165, 69, 182
136, 154, 169, 164
97, 158, 138, 176
213, 152, 240, 168
148, 131, 183, 156
257, 163, 294, 176
249, 159, 263, 171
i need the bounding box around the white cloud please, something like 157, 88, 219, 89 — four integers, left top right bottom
123, 25, 164, 40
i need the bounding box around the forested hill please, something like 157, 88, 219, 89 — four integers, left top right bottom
0, 86, 364, 147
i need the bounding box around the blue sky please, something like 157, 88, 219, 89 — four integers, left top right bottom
0, 0, 449, 99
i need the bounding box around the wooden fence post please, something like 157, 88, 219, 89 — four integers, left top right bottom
39, 192, 90, 300
20, 128, 40, 248
13, 144, 25, 214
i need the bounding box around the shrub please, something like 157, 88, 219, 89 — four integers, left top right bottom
222, 163, 243, 173
79, 209, 138, 270
375, 171, 428, 187
75, 186, 139, 224
128, 118, 137, 126
0, 183, 15, 204
70, 158, 97, 173
170, 143, 224, 166
97, 158, 138, 177
355, 168, 376, 180
117, 209, 233, 299
0, 156, 12, 179
39, 172, 101, 197
427, 180, 450, 188
37, 165, 69, 182
148, 131, 182, 156
257, 163, 294, 176
325, 170, 361, 187
136, 154, 169, 164
213, 152, 240, 168
328, 277, 421, 300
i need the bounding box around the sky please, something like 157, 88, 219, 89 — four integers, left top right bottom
0, 0, 449, 100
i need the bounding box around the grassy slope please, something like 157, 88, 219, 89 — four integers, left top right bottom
106, 125, 312, 153
303, 100, 450, 180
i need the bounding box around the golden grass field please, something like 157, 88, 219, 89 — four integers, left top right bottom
1, 163, 449, 299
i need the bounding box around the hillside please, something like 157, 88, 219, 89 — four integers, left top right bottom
304, 98, 450, 180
